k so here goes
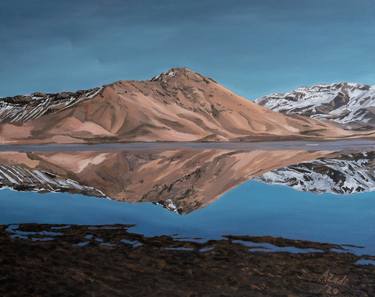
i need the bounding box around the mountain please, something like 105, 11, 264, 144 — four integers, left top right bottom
0, 88, 101, 123
0, 149, 330, 213
256, 82, 375, 131
0, 68, 362, 144
256, 151, 375, 194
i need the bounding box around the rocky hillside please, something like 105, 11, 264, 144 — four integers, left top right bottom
0, 88, 101, 123
256, 82, 375, 131
0, 68, 358, 144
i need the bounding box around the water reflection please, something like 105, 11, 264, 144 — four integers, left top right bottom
257, 151, 375, 194
0, 148, 374, 214
2, 145, 375, 297
0, 149, 333, 213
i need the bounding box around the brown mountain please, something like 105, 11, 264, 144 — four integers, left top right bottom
0, 68, 367, 144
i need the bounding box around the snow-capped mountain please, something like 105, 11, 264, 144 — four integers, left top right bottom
0, 68, 365, 144
256, 151, 375, 194
0, 87, 101, 123
256, 82, 375, 130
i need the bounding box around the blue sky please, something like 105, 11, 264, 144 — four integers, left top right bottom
1, 0, 374, 98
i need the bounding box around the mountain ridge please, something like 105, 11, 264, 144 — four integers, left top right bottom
256, 82, 375, 130
0, 68, 373, 144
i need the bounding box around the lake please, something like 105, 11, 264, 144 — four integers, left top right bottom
1, 141, 374, 254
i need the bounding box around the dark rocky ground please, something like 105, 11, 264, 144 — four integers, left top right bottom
0, 224, 374, 297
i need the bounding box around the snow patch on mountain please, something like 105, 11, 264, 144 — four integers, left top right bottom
256, 82, 375, 130
0, 87, 102, 124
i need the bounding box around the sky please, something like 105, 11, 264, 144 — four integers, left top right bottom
0, 0, 374, 99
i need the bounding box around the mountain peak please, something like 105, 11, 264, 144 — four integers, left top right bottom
297, 82, 372, 92
150, 67, 210, 83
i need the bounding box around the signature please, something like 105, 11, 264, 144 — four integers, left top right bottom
298, 269, 349, 296
319, 269, 349, 286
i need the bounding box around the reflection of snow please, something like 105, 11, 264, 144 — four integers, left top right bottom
257, 152, 375, 194
0, 165, 105, 197
165, 198, 178, 212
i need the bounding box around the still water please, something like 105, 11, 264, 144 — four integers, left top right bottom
0, 144, 374, 254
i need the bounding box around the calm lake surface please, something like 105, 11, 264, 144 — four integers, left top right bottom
1, 141, 374, 255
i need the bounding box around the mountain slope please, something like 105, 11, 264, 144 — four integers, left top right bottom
256, 82, 375, 130
0, 68, 358, 144
0, 88, 101, 123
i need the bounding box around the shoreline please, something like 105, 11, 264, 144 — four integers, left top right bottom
1, 224, 374, 297
0, 139, 375, 152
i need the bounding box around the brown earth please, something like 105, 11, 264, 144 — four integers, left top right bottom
0, 224, 374, 297
1, 68, 371, 144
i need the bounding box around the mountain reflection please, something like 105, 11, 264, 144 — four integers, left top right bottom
257, 151, 375, 194
0, 149, 374, 213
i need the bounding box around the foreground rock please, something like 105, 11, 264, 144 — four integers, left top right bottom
0, 224, 374, 297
